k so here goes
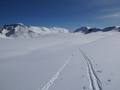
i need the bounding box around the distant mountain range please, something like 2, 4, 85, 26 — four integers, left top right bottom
0, 23, 69, 38
74, 26, 120, 34
0, 23, 120, 38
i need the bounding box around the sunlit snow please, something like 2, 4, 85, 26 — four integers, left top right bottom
0, 29, 120, 90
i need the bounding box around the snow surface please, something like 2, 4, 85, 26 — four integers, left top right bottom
0, 31, 120, 90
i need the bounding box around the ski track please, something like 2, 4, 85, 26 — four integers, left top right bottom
40, 50, 76, 90
79, 48, 103, 90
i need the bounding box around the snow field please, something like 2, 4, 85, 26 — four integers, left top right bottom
0, 32, 120, 90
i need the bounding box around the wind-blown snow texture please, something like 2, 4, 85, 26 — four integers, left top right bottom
0, 26, 120, 90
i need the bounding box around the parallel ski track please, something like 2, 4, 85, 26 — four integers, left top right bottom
40, 50, 76, 90
79, 48, 103, 90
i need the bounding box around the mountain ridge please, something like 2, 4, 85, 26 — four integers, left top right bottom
0, 23, 120, 38
0, 23, 69, 38
74, 26, 120, 34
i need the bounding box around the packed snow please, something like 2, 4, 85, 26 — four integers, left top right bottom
0, 29, 120, 90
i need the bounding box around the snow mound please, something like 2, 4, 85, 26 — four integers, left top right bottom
0, 23, 69, 38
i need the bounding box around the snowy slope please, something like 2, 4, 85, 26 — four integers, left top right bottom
0, 31, 120, 90
0, 23, 69, 38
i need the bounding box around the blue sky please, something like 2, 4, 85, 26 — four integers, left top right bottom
0, 0, 120, 30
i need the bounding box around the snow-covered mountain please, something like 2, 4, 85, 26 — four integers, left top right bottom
1, 23, 120, 38
74, 26, 120, 34
103, 26, 120, 32
0, 23, 69, 38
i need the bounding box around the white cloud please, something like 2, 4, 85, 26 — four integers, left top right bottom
99, 13, 120, 19
90, 0, 120, 6
100, 8, 120, 12
98, 7, 120, 19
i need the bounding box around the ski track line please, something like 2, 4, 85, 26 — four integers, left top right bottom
40, 50, 76, 90
79, 48, 103, 90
